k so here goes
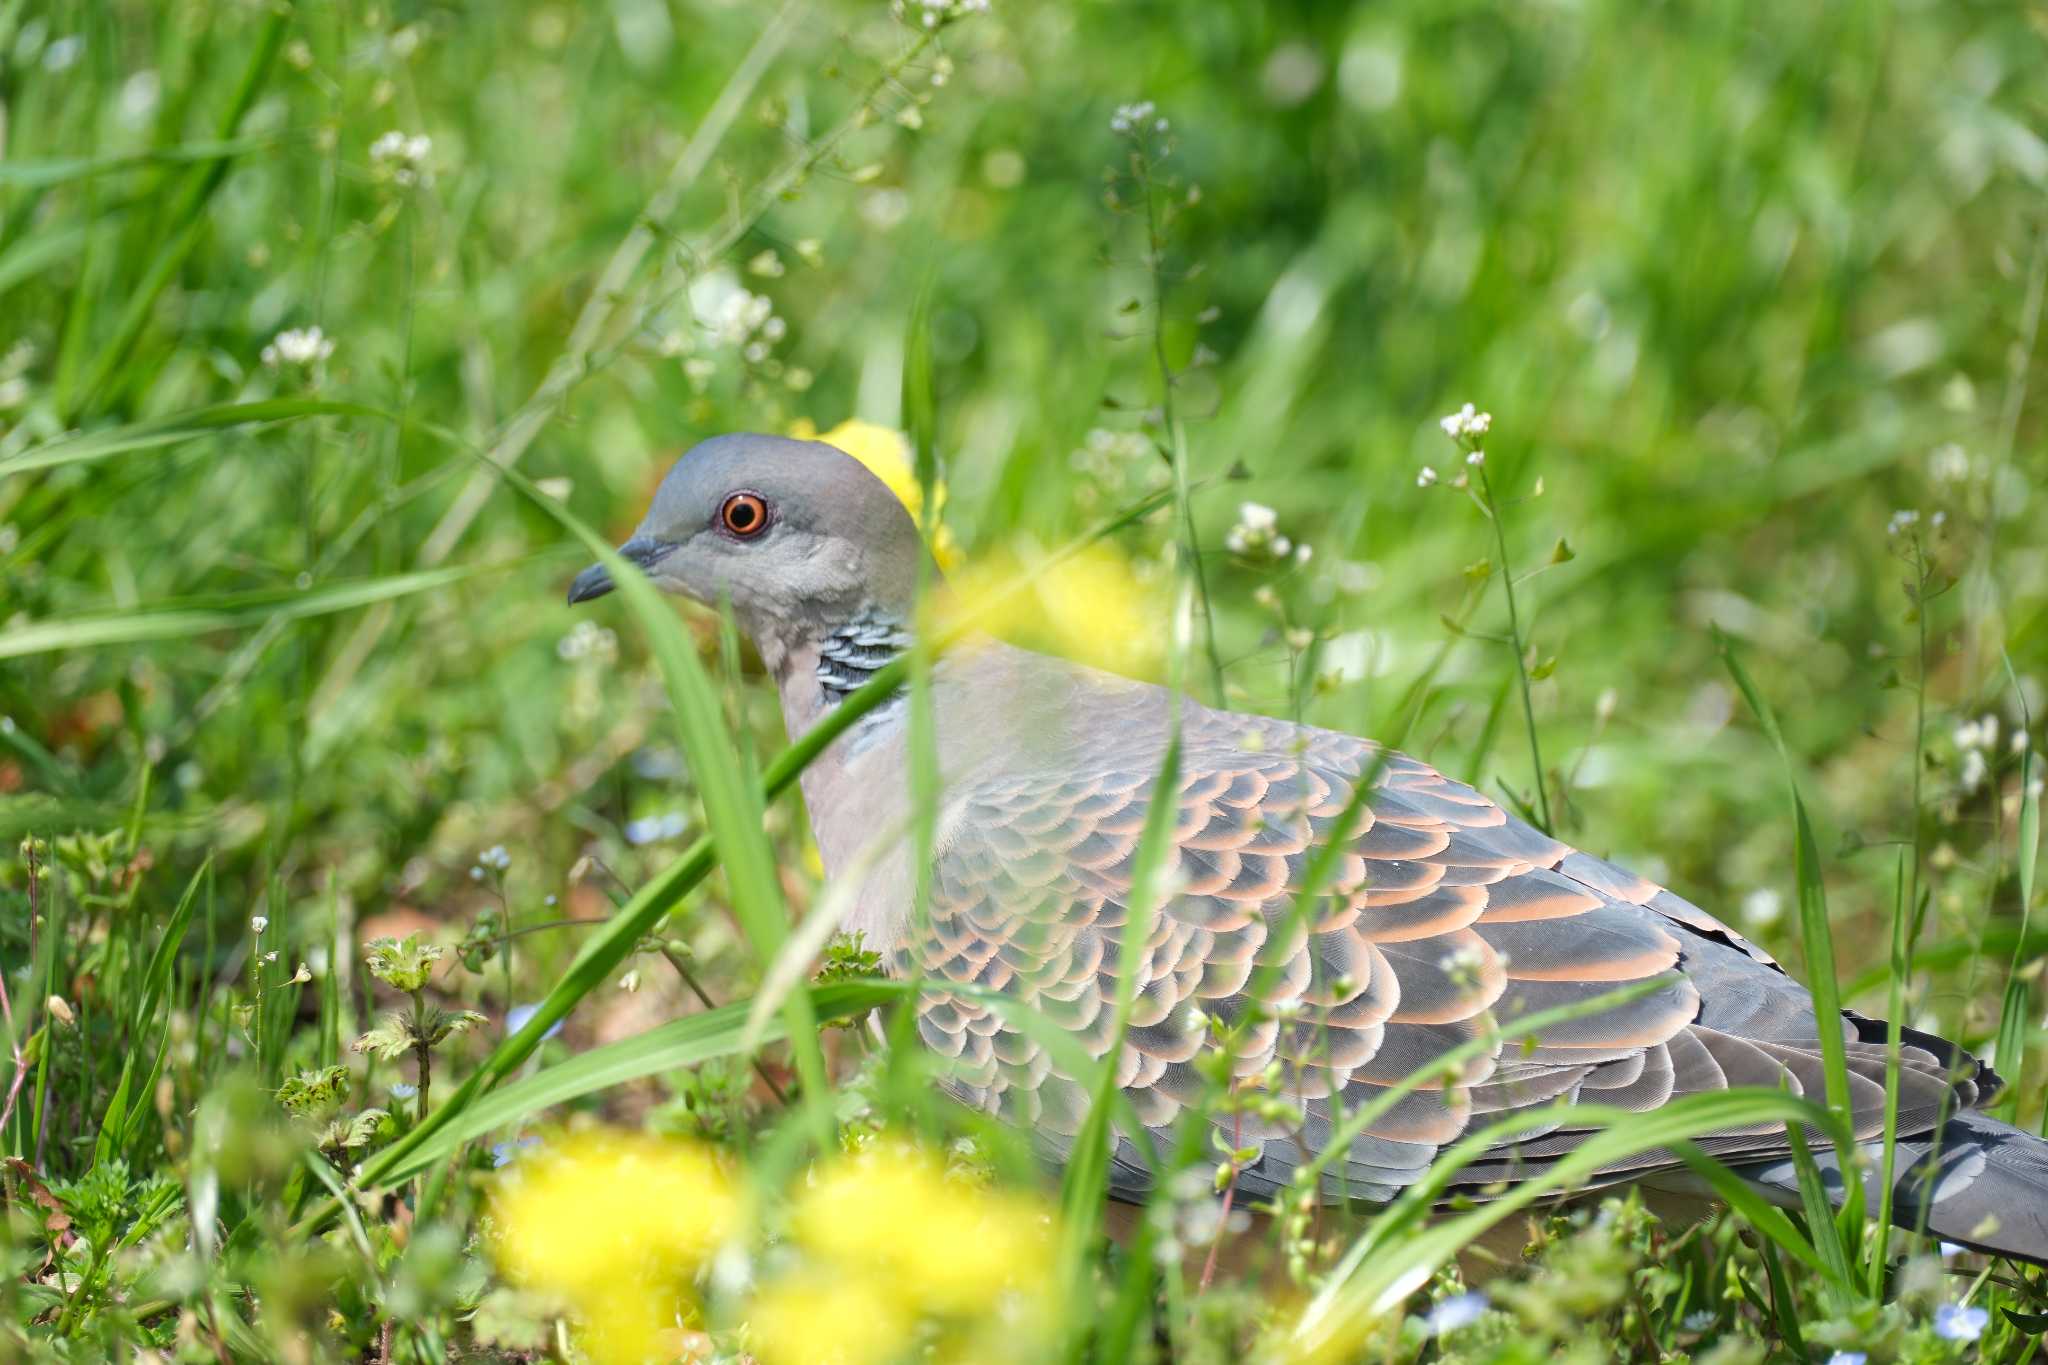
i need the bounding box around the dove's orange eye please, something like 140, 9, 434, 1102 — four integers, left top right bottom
719, 492, 770, 538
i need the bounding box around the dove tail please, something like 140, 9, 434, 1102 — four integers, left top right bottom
1891, 1112, 2048, 1266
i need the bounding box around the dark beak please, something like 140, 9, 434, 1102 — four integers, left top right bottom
566, 535, 673, 605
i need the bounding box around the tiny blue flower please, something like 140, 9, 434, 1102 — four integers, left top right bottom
389, 1082, 417, 1100
491, 1135, 542, 1168
625, 812, 689, 845
1681, 1310, 1717, 1332
1424, 1291, 1487, 1336
505, 1004, 564, 1041
1826, 1352, 1867, 1365
1933, 1304, 1988, 1342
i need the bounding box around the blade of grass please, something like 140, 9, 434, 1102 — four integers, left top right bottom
0, 562, 503, 660
0, 137, 274, 189
0, 398, 399, 477
1056, 733, 1179, 1285
1714, 627, 1861, 1238
376, 981, 900, 1183
66, 10, 289, 419
603, 537, 835, 1149
94, 859, 208, 1167
1296, 1088, 1843, 1351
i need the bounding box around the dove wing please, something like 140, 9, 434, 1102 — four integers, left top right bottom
904, 709, 1982, 1203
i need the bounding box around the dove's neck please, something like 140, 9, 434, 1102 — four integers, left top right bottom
764, 609, 915, 878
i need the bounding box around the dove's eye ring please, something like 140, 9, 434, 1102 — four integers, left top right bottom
719, 491, 770, 539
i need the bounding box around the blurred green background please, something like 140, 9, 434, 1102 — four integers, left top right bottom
3, 0, 2044, 1077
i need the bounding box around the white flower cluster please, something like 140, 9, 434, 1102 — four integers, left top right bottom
370, 130, 433, 187
1439, 402, 1491, 440
1110, 100, 1168, 135
1422, 401, 1492, 486
261, 325, 335, 370
1224, 501, 1311, 565
556, 619, 618, 664
1953, 712, 2004, 793
1928, 442, 1972, 485
689, 270, 787, 365
902, 0, 988, 28
1887, 507, 1947, 538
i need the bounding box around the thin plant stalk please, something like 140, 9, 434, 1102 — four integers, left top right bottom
1474, 458, 1553, 833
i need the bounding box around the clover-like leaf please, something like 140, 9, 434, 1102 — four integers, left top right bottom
421, 1007, 489, 1048
351, 1014, 416, 1061
363, 932, 443, 992
316, 1108, 392, 1156
275, 1064, 351, 1119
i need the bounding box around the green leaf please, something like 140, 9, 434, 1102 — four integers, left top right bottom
1297, 1087, 1842, 1351
1057, 733, 1178, 1284
275, 1066, 353, 1120
351, 1015, 414, 1061
0, 137, 274, 189
372, 981, 901, 1184
96, 859, 206, 1167
0, 563, 501, 661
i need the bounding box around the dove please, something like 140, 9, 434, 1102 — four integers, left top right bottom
569, 432, 2048, 1265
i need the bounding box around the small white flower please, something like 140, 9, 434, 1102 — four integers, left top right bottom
370, 130, 433, 187
1438, 942, 1490, 987
1825, 1352, 1867, 1365
1226, 502, 1297, 565
1681, 1311, 1717, 1332
1741, 888, 1783, 928
1929, 442, 1970, 484
1466, 449, 1485, 467
1959, 748, 1988, 793
262, 950, 279, 964
479, 845, 512, 872
1416, 466, 1438, 488
250, 915, 269, 935
1110, 100, 1157, 134
1438, 402, 1492, 440
1886, 508, 1921, 537
261, 325, 335, 370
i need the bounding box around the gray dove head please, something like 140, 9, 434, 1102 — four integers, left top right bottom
566, 433, 926, 661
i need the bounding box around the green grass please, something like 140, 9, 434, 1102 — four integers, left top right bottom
3, 0, 2047, 1360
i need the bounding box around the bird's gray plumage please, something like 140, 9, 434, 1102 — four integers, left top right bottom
571, 433, 2048, 1266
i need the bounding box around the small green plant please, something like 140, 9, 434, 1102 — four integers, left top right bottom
353, 934, 485, 1122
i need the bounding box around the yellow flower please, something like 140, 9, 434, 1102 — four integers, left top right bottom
749, 1272, 916, 1365
492, 1130, 740, 1365
750, 1141, 1060, 1365
789, 417, 962, 571
932, 540, 1166, 678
